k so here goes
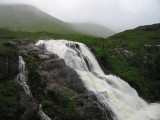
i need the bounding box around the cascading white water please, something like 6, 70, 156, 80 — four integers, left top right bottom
39, 104, 52, 120
36, 39, 160, 120
17, 56, 51, 120
16, 56, 31, 96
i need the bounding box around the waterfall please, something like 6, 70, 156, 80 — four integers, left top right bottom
39, 104, 52, 120
17, 56, 52, 120
16, 56, 31, 96
36, 39, 160, 120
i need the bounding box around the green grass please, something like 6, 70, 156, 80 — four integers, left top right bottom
0, 5, 78, 34
0, 28, 89, 54
100, 26, 160, 102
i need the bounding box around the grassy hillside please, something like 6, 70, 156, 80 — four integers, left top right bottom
0, 4, 114, 37
0, 28, 95, 54
69, 22, 115, 37
93, 23, 160, 102
0, 4, 77, 34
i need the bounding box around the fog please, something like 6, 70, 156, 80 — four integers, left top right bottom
0, 0, 160, 32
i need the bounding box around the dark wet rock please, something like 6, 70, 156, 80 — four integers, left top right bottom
38, 54, 50, 61
116, 41, 125, 47
0, 54, 18, 81
111, 35, 125, 39
73, 92, 115, 120
115, 48, 133, 61
40, 56, 114, 120
66, 43, 80, 51
3, 41, 18, 47
17, 85, 39, 119
41, 58, 86, 93
100, 65, 114, 75
136, 23, 160, 31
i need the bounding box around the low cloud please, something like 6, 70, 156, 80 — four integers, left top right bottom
0, 0, 160, 32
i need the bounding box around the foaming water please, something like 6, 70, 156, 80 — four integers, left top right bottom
16, 56, 31, 96
39, 104, 52, 120
36, 39, 160, 120
16, 56, 51, 120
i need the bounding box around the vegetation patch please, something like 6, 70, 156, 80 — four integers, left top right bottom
42, 90, 77, 120
0, 80, 24, 120
24, 53, 46, 101
101, 27, 160, 102
41, 100, 55, 118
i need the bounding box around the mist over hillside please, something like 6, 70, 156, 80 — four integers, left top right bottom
0, 4, 115, 37
69, 22, 115, 38
0, 4, 76, 34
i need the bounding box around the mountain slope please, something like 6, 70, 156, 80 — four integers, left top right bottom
0, 4, 115, 37
0, 4, 76, 34
69, 22, 115, 37
92, 23, 160, 102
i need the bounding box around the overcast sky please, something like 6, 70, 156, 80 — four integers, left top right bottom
0, 0, 160, 32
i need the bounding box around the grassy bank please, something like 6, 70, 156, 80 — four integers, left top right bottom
98, 25, 160, 102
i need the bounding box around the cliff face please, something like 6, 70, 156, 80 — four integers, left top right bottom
0, 54, 18, 81
0, 41, 114, 120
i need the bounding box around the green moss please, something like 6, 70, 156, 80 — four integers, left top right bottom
49, 54, 55, 58
41, 100, 55, 118
41, 100, 53, 107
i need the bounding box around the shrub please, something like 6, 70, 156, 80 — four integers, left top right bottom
41, 100, 55, 118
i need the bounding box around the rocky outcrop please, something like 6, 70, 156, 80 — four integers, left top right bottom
18, 87, 39, 119
0, 53, 18, 81
41, 58, 86, 92
114, 48, 133, 61
2, 40, 114, 120
41, 56, 114, 120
